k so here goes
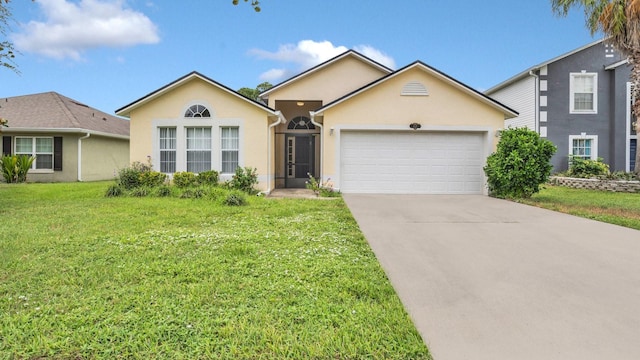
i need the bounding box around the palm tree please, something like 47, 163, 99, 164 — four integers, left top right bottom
552, 0, 640, 174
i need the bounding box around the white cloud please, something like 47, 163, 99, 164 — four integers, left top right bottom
250, 40, 396, 82
12, 0, 160, 60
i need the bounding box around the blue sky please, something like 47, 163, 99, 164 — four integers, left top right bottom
1, 0, 597, 115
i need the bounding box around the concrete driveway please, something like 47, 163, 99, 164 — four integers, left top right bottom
343, 194, 640, 360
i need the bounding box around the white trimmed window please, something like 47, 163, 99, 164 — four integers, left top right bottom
570, 73, 597, 113
221, 127, 239, 174
569, 134, 598, 160
159, 127, 176, 173
15, 137, 53, 170
186, 127, 212, 173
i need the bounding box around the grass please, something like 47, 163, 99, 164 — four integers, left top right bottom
520, 185, 640, 230
0, 182, 429, 359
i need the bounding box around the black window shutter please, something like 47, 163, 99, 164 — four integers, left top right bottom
2, 136, 11, 156
53, 137, 63, 171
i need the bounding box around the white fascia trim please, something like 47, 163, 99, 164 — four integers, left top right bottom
486, 38, 606, 94
332, 125, 494, 196
605, 59, 629, 70
1, 127, 130, 140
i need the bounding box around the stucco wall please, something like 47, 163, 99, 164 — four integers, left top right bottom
544, 42, 629, 172
266, 56, 389, 107
320, 67, 505, 180
128, 77, 273, 191
81, 136, 130, 181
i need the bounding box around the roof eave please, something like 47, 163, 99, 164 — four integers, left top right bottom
116, 71, 278, 117
1, 127, 130, 140
315, 61, 518, 119
259, 50, 393, 99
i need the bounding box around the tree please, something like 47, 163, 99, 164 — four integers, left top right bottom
0, 0, 18, 72
232, 0, 260, 12
552, 0, 640, 174
237, 82, 272, 101
484, 128, 556, 199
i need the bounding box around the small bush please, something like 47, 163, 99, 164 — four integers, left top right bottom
224, 191, 247, 206
197, 170, 219, 186
1, 155, 35, 183
484, 128, 556, 199
156, 185, 173, 197
229, 167, 259, 194
131, 187, 150, 197
173, 172, 197, 188
606, 171, 640, 181
139, 171, 167, 187
567, 156, 610, 178
117, 167, 143, 190
105, 184, 123, 197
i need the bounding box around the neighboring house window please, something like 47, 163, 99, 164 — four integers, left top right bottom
184, 104, 211, 118
186, 127, 212, 173
159, 127, 176, 173
15, 137, 53, 170
221, 127, 239, 173
570, 73, 597, 113
569, 135, 598, 161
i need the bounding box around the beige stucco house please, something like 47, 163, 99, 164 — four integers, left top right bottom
1, 92, 130, 182
116, 51, 517, 194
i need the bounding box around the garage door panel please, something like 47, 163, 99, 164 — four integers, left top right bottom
340, 131, 485, 194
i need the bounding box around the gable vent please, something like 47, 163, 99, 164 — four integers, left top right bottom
401, 81, 428, 96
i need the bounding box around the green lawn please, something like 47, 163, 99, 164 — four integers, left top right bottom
0, 182, 430, 359
520, 185, 640, 230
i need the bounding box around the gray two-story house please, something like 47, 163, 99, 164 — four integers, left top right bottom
487, 39, 637, 173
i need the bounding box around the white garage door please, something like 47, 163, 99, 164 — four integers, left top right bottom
340, 131, 486, 194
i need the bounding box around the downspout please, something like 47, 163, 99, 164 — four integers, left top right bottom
266, 111, 284, 194
529, 70, 540, 134
78, 132, 91, 181
309, 111, 323, 183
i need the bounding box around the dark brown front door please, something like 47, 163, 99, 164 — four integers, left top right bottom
285, 134, 315, 188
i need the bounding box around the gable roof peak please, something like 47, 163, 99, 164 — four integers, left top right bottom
259, 49, 393, 98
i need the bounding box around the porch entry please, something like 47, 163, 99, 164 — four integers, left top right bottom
285, 134, 315, 188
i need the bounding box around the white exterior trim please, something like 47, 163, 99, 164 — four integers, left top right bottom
332, 125, 493, 195
569, 134, 598, 160
569, 72, 598, 114
152, 117, 245, 176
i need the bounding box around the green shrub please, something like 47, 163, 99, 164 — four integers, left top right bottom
117, 167, 143, 190
156, 185, 173, 197
197, 170, 219, 186
139, 171, 167, 187
173, 172, 197, 188
229, 167, 259, 194
484, 128, 556, 199
567, 156, 610, 178
207, 187, 228, 200
224, 191, 247, 206
1, 155, 35, 183
131, 187, 150, 197
104, 184, 123, 197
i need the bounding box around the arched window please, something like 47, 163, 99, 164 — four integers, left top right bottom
184, 104, 211, 118
287, 116, 315, 130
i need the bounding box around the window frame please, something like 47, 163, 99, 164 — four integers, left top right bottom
569, 134, 598, 161
220, 127, 239, 174
158, 127, 177, 173
185, 127, 212, 173
14, 136, 54, 172
569, 72, 598, 114
152, 117, 243, 177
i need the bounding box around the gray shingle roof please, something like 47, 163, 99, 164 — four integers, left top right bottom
0, 92, 129, 137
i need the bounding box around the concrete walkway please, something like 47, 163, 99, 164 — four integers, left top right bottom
343, 194, 640, 360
